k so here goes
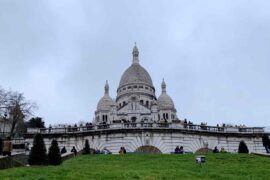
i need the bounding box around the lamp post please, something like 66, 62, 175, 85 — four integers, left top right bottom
3, 113, 7, 137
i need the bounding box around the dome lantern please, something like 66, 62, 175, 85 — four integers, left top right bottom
162, 78, 166, 93
132, 42, 139, 64
105, 80, 109, 95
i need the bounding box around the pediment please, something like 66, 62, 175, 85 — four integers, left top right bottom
117, 102, 151, 114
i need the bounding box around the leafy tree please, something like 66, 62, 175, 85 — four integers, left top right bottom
238, 140, 249, 153
48, 139, 62, 165
28, 133, 48, 165
27, 117, 45, 128
83, 139, 90, 154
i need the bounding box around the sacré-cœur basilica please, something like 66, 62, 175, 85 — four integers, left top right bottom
95, 44, 177, 126
25, 44, 267, 154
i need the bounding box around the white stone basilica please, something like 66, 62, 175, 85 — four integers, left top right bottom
24, 45, 266, 155
94, 45, 178, 125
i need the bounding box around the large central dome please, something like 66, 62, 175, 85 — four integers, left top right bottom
118, 44, 153, 88
116, 44, 156, 102
119, 64, 153, 87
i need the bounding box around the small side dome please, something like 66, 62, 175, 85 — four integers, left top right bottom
157, 79, 175, 110
97, 81, 114, 111
158, 93, 175, 110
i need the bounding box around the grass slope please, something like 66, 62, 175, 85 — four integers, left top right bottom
0, 154, 270, 180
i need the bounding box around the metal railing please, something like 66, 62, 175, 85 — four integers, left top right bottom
27, 122, 265, 135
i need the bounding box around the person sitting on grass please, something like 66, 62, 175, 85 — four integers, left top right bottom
119, 147, 126, 154
175, 146, 180, 154
95, 149, 101, 154
61, 146, 67, 154
220, 147, 226, 153
71, 146, 77, 156
213, 146, 219, 153
102, 147, 111, 154
179, 146, 184, 154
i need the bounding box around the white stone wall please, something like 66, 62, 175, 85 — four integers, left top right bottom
27, 131, 265, 154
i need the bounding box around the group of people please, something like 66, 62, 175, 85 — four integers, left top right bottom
213, 146, 226, 153
174, 146, 184, 154
119, 147, 127, 154
183, 119, 194, 128
216, 123, 247, 128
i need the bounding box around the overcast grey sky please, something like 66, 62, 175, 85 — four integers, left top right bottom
0, 0, 270, 127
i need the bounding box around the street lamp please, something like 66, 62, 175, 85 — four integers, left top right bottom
3, 113, 7, 137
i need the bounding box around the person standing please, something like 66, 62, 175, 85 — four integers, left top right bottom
2, 137, 12, 157
262, 134, 270, 154
71, 146, 77, 156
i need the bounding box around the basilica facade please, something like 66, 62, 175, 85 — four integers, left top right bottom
94, 45, 178, 125
24, 45, 266, 154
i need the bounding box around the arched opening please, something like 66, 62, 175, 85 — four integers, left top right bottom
131, 117, 137, 122
135, 145, 162, 154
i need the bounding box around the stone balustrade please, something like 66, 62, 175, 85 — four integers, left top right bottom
26, 122, 265, 135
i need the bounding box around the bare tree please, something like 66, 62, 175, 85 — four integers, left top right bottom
0, 87, 37, 135
0, 87, 10, 116
8, 92, 37, 135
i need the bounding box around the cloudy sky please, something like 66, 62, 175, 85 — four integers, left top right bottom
0, 0, 269, 127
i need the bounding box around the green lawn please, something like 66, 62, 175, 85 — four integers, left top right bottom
0, 153, 269, 180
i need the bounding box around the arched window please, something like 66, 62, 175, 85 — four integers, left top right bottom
163, 113, 165, 119
140, 100, 144, 104
146, 101, 149, 107
131, 117, 137, 122
158, 114, 160, 120
166, 113, 169, 120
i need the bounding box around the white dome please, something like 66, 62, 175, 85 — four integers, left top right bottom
97, 81, 114, 111
157, 79, 175, 110
157, 93, 175, 110
97, 94, 114, 111
119, 64, 153, 87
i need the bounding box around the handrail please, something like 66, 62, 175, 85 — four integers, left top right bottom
27, 122, 265, 135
